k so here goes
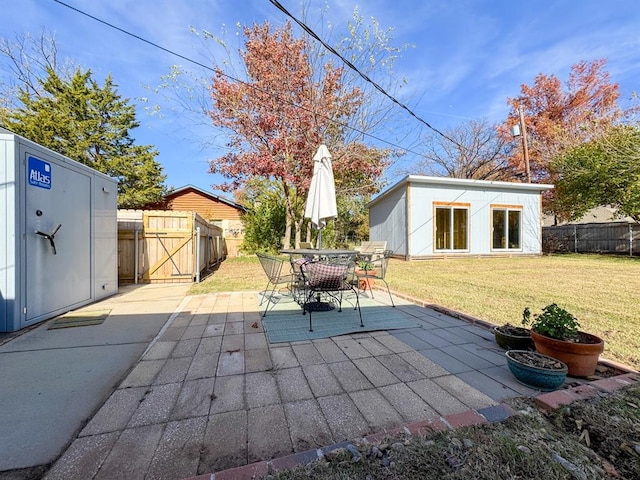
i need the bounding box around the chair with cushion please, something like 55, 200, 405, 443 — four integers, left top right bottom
289, 256, 310, 305
300, 258, 363, 332
256, 253, 296, 317
355, 249, 395, 307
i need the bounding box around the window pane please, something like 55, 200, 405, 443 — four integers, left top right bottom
508, 210, 521, 248
492, 210, 506, 249
435, 207, 450, 250
453, 208, 467, 249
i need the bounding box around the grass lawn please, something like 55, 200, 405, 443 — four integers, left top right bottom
190, 253, 640, 370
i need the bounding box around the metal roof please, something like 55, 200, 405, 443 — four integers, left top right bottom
369, 175, 554, 207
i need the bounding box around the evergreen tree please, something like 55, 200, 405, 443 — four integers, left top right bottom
5, 67, 166, 208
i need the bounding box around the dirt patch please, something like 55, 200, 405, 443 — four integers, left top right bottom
271, 384, 640, 480
548, 384, 640, 479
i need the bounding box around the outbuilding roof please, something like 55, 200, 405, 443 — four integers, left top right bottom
369, 175, 554, 207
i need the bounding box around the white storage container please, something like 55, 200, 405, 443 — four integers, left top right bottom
1, 129, 118, 332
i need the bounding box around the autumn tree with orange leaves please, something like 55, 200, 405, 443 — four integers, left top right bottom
207, 21, 390, 249
504, 59, 622, 184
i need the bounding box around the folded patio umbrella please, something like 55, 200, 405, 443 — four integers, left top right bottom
304, 144, 337, 248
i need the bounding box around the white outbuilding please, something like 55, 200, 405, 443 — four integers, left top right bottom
368, 175, 553, 259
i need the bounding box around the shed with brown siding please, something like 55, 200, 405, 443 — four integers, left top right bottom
162, 185, 247, 221
155, 185, 248, 256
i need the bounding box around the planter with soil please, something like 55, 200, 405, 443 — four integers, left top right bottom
494, 324, 534, 350
505, 350, 568, 391
523, 303, 605, 378
531, 330, 605, 378
355, 269, 377, 290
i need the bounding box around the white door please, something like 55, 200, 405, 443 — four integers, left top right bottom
24, 154, 91, 323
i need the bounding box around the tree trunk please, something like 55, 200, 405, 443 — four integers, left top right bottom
293, 214, 304, 248
283, 215, 292, 250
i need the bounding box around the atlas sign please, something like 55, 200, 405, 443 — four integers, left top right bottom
28, 156, 51, 189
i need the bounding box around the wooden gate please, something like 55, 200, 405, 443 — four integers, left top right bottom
117, 210, 224, 284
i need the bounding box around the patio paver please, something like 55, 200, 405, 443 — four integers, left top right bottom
41, 288, 609, 480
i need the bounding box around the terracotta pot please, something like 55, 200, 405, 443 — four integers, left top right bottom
494, 326, 534, 351
355, 269, 376, 290
531, 330, 604, 377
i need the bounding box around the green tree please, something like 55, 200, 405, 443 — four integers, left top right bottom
238, 178, 287, 253
552, 125, 640, 222
156, 8, 407, 249
4, 66, 166, 208
207, 21, 389, 249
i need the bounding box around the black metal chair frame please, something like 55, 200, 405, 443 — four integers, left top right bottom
256, 253, 296, 317
299, 258, 363, 332
355, 249, 395, 307
288, 255, 310, 305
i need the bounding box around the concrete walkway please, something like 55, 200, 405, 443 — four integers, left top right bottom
2, 285, 624, 479
0, 283, 190, 474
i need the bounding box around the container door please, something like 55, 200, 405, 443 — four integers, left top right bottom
24, 154, 91, 323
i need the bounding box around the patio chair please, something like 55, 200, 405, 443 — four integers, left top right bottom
300, 258, 363, 332
355, 249, 395, 307
353, 240, 387, 261
256, 253, 296, 317
289, 255, 310, 305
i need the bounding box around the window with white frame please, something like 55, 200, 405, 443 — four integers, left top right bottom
492, 206, 522, 250
434, 204, 469, 251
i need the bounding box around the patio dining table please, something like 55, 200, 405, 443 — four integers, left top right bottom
280, 248, 358, 313
279, 248, 357, 258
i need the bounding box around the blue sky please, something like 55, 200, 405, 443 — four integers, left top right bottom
2, 1, 639, 198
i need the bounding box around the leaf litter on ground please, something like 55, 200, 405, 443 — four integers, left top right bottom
270, 384, 640, 480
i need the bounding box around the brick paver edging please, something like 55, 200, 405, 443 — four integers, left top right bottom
183, 404, 517, 480
535, 372, 640, 411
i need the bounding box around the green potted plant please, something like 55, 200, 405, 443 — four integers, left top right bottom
522, 304, 604, 377
494, 308, 534, 350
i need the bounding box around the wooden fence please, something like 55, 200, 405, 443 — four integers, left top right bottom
117, 210, 225, 284
543, 222, 639, 256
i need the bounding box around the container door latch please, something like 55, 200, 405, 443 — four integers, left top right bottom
35, 224, 61, 255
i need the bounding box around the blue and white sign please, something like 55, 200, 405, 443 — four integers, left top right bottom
28, 156, 52, 189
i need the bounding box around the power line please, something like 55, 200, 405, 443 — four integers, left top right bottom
268, 0, 460, 147
51, 0, 421, 157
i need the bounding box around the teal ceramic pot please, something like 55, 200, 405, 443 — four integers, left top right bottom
506, 350, 568, 391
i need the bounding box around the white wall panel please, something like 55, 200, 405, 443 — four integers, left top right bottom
369, 176, 551, 258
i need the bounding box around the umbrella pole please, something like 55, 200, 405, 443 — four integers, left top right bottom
317, 229, 322, 249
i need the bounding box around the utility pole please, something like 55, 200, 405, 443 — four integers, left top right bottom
518, 105, 531, 183
511, 106, 531, 183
